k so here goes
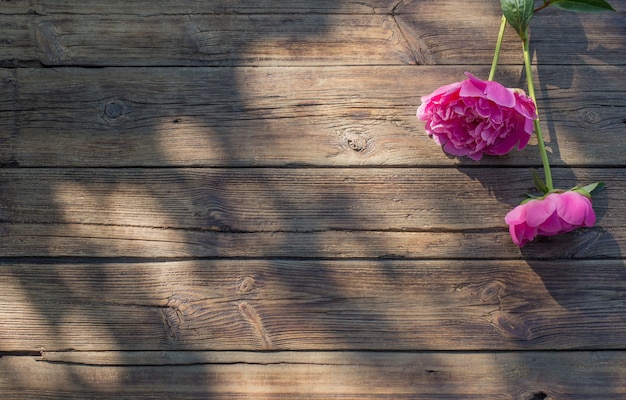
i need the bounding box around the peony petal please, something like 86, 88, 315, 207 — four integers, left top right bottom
509, 221, 536, 247
513, 92, 538, 120
481, 129, 499, 146
519, 118, 534, 147
430, 133, 446, 146
556, 191, 595, 226
509, 224, 525, 246
524, 195, 557, 227
458, 78, 485, 99
466, 150, 483, 161
537, 212, 563, 234
420, 81, 462, 105
517, 131, 531, 150
505, 203, 527, 225
463, 72, 516, 107
584, 206, 597, 226
443, 140, 469, 157
484, 81, 516, 108
487, 130, 518, 155
416, 102, 429, 120
474, 99, 503, 123
418, 81, 463, 120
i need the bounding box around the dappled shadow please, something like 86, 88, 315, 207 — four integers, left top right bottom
530, 8, 626, 166
1, 1, 626, 397
0, 1, 456, 397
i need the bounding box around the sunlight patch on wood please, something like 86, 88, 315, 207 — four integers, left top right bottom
52, 180, 183, 231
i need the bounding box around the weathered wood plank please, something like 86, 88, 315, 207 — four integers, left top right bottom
1, 223, 622, 259
1, 351, 625, 399
1, 1, 623, 66
1, 260, 625, 351
0, 168, 619, 232
0, 1, 623, 398
0, 0, 402, 15
395, 1, 626, 66
2, 14, 417, 67
2, 66, 624, 167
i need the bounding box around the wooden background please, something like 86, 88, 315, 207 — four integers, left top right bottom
1, 0, 625, 398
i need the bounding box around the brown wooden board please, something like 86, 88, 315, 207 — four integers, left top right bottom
1, 260, 626, 351
2, 65, 624, 167
0, 167, 620, 259
1, 2, 624, 67
0, 167, 619, 231
1, 351, 625, 399
1, 0, 625, 397
0, 223, 622, 259
0, 0, 402, 15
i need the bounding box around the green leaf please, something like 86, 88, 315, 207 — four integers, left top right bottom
572, 182, 606, 199
532, 169, 550, 194
579, 181, 606, 194
574, 188, 592, 198
549, 0, 616, 12
500, 0, 535, 38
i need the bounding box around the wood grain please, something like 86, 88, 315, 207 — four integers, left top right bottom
1, 1, 625, 397
1, 222, 622, 259
0, 168, 619, 232
1, 260, 626, 351
3, 13, 418, 66
1, 1, 623, 67
2, 65, 623, 167
0, 0, 401, 15
1, 351, 625, 399
395, 1, 626, 66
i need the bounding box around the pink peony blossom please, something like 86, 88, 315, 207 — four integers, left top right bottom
417, 72, 537, 160
504, 191, 596, 247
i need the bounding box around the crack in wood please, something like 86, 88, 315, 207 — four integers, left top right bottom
388, 14, 419, 65
387, 0, 422, 65
35, 357, 359, 368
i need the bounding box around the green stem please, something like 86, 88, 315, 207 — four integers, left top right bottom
488, 15, 507, 81
534, 0, 551, 13
522, 34, 553, 191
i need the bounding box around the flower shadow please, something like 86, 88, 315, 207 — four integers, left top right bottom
522, 230, 626, 323
453, 7, 620, 254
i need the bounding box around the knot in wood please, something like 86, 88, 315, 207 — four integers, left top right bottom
104, 102, 124, 119
518, 390, 549, 400
238, 276, 255, 293
343, 130, 369, 152
491, 311, 533, 341
238, 301, 272, 349
477, 281, 505, 304
578, 109, 599, 124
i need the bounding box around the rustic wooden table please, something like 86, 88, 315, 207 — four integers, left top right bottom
1, 1, 625, 398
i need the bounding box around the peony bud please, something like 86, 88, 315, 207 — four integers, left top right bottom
505, 190, 597, 247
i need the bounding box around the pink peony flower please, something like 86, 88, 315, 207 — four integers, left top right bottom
504, 191, 596, 247
417, 72, 537, 160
